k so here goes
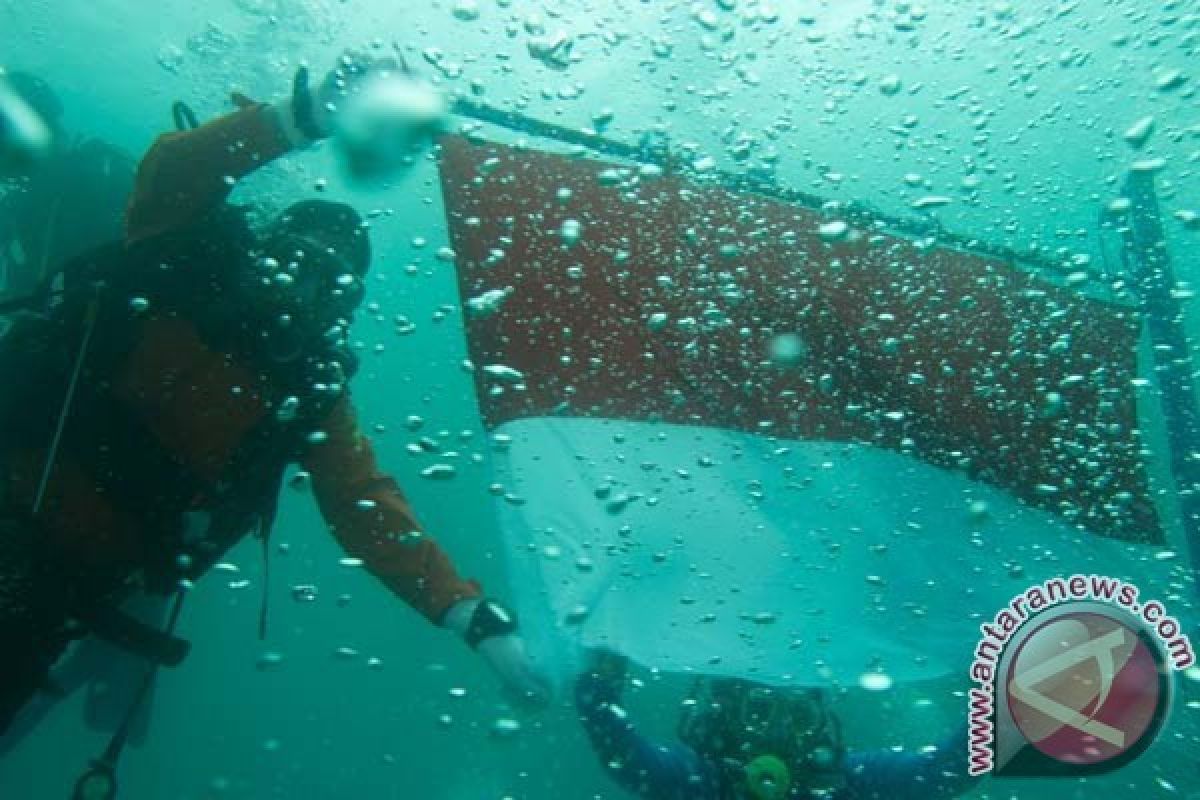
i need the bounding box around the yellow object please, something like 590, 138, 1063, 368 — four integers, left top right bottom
745, 754, 791, 800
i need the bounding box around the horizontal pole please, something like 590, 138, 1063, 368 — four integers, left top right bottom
451, 96, 1080, 279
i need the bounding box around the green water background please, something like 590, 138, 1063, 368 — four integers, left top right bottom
1, 1, 1197, 797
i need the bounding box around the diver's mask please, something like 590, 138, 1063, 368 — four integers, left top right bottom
245, 200, 370, 362
678, 680, 846, 800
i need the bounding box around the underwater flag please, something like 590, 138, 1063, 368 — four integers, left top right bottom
438, 135, 1175, 688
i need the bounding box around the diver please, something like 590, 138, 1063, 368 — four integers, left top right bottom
0, 52, 548, 792
576, 650, 976, 800
0, 69, 135, 304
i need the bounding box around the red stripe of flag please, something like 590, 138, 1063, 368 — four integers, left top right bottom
439, 135, 1161, 543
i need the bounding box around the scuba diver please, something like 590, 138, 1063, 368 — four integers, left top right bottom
576, 651, 976, 800
0, 69, 165, 768
0, 69, 135, 304
0, 53, 547, 796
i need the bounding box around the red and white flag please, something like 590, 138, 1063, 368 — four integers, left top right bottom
438, 135, 1172, 688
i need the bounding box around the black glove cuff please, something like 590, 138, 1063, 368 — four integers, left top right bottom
292, 67, 325, 141
466, 599, 517, 649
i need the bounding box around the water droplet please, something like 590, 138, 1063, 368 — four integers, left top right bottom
769, 333, 807, 366
451, 0, 480, 21
1174, 210, 1199, 230
1154, 68, 1187, 92
1123, 116, 1155, 148
560, 218, 582, 247
421, 464, 458, 481
879, 74, 902, 96
859, 672, 894, 691
694, 8, 720, 30
492, 718, 521, 737
911, 195, 953, 210
1131, 157, 1167, 173
818, 220, 849, 242
483, 364, 525, 383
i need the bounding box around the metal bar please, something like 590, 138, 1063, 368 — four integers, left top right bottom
1121, 170, 1200, 576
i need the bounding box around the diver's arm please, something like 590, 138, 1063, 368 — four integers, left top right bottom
124, 100, 294, 244
303, 394, 482, 622
839, 723, 977, 800
304, 395, 548, 705
576, 653, 722, 800
124, 53, 401, 245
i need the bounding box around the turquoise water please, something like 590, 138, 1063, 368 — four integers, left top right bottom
2, 1, 1198, 798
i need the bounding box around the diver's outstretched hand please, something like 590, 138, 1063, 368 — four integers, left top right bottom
574, 648, 631, 713
585, 647, 629, 683
278, 49, 446, 179
292, 50, 403, 141
443, 597, 552, 710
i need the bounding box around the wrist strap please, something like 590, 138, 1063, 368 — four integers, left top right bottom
291, 67, 324, 141
466, 599, 517, 649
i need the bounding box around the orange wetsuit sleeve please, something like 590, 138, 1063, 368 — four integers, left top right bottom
303, 395, 482, 622
125, 101, 292, 244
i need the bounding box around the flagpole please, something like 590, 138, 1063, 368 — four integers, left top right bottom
1121, 170, 1200, 582
449, 97, 1077, 279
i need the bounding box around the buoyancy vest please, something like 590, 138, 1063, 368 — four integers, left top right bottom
1, 205, 357, 592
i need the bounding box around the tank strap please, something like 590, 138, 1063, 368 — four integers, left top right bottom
80, 602, 190, 667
